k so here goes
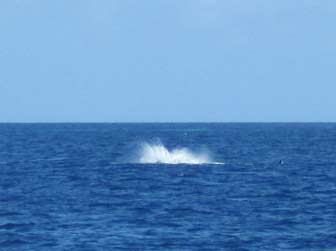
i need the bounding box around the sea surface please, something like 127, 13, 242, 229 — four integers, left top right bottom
1, 123, 336, 250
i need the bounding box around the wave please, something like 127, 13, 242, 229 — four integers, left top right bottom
137, 142, 216, 165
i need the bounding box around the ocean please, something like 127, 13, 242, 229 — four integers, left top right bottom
1, 123, 336, 250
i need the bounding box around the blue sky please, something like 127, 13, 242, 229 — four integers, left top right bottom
0, 0, 335, 122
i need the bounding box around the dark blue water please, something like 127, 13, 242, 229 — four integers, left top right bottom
1, 123, 336, 250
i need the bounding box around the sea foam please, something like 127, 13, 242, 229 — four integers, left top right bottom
138, 143, 211, 164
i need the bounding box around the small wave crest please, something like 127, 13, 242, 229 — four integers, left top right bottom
137, 143, 213, 165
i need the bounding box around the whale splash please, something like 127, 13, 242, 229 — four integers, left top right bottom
137, 143, 211, 164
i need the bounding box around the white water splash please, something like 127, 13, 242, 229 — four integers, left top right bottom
138, 143, 211, 164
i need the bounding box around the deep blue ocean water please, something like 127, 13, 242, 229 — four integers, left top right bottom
1, 123, 336, 250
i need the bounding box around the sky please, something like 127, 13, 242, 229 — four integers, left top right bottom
0, 0, 335, 122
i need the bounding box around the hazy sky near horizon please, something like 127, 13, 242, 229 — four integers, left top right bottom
1, 0, 335, 122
